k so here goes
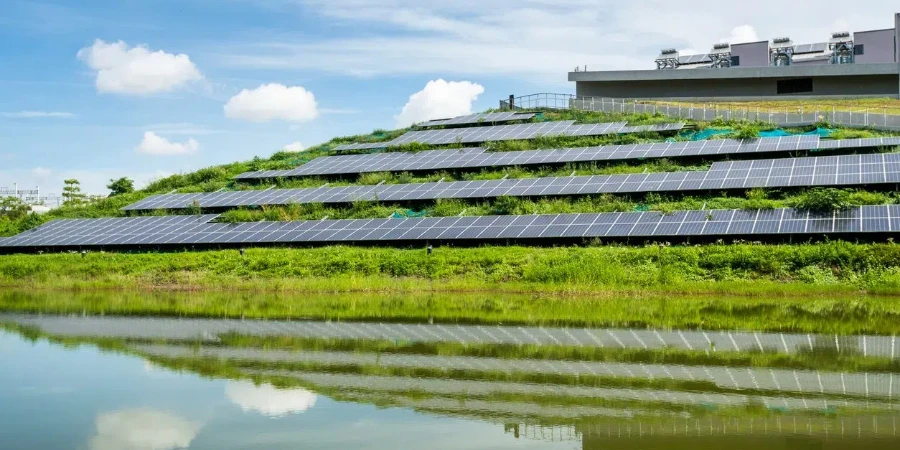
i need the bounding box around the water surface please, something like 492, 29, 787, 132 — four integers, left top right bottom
2, 313, 899, 449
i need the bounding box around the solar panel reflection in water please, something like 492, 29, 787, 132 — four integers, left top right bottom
136, 153, 900, 211
237, 135, 833, 180
4, 206, 899, 249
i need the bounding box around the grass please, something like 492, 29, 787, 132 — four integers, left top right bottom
641, 98, 900, 115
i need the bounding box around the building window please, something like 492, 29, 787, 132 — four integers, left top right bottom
853, 44, 865, 55
730, 55, 740, 67
776, 78, 814, 95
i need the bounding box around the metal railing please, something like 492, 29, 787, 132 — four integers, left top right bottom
500, 94, 900, 131
500, 93, 575, 111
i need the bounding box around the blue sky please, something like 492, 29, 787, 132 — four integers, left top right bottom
0, 0, 895, 195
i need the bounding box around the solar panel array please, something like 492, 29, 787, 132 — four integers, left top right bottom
136, 153, 900, 211
240, 135, 862, 180
418, 112, 536, 128
333, 121, 686, 151
3, 206, 898, 249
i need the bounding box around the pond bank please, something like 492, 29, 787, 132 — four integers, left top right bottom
4, 243, 900, 295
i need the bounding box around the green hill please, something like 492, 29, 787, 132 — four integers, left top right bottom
3, 109, 900, 297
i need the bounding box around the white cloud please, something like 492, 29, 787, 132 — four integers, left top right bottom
395, 79, 484, 128
723, 25, 759, 44
225, 382, 317, 417
1, 111, 76, 119
282, 141, 305, 151
77, 39, 203, 95
216, 1, 898, 77
88, 409, 200, 450
136, 132, 199, 156
224, 83, 319, 123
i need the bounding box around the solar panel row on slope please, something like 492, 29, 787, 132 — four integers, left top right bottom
3, 206, 898, 249
128, 153, 900, 211
333, 121, 685, 150
238, 136, 900, 180
418, 112, 536, 128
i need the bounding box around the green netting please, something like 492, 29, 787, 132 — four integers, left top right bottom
391, 209, 429, 219
759, 127, 834, 138
633, 204, 650, 212
679, 128, 733, 141
677, 127, 835, 141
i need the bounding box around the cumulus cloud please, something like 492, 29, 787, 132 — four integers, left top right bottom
225, 382, 317, 417
88, 409, 200, 450
224, 84, 319, 123
723, 25, 759, 44
77, 39, 203, 95
395, 79, 484, 128
282, 142, 305, 151
136, 132, 199, 156
1, 111, 76, 119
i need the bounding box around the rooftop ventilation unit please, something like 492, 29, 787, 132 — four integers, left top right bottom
770, 37, 794, 66
709, 43, 732, 68
655, 48, 680, 70
829, 31, 854, 64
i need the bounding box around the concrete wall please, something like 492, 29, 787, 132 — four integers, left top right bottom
896, 13, 900, 62
730, 41, 769, 67
791, 58, 830, 66
854, 29, 896, 64
575, 74, 900, 100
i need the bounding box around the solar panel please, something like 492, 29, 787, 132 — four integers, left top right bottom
4, 206, 897, 250
792, 42, 828, 54
241, 135, 875, 180
332, 121, 686, 151
418, 112, 537, 128
166, 153, 899, 211
677, 54, 712, 64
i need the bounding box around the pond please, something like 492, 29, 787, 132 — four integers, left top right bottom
1, 313, 898, 449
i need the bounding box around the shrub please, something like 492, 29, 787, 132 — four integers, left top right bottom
792, 188, 852, 213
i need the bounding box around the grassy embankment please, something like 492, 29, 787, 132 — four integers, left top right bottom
6, 241, 900, 299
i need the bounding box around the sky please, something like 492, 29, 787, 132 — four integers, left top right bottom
0, 1, 897, 195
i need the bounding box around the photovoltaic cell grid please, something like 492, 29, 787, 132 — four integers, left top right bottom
127, 153, 900, 211
3, 206, 899, 249
237, 135, 832, 180
333, 121, 686, 151
418, 112, 536, 128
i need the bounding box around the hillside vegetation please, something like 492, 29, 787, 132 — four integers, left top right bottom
2, 109, 900, 296
0, 109, 895, 237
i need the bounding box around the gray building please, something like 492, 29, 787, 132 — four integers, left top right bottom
570, 13, 900, 101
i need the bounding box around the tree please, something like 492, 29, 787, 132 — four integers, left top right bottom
107, 177, 135, 197
62, 179, 87, 206
0, 196, 29, 220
